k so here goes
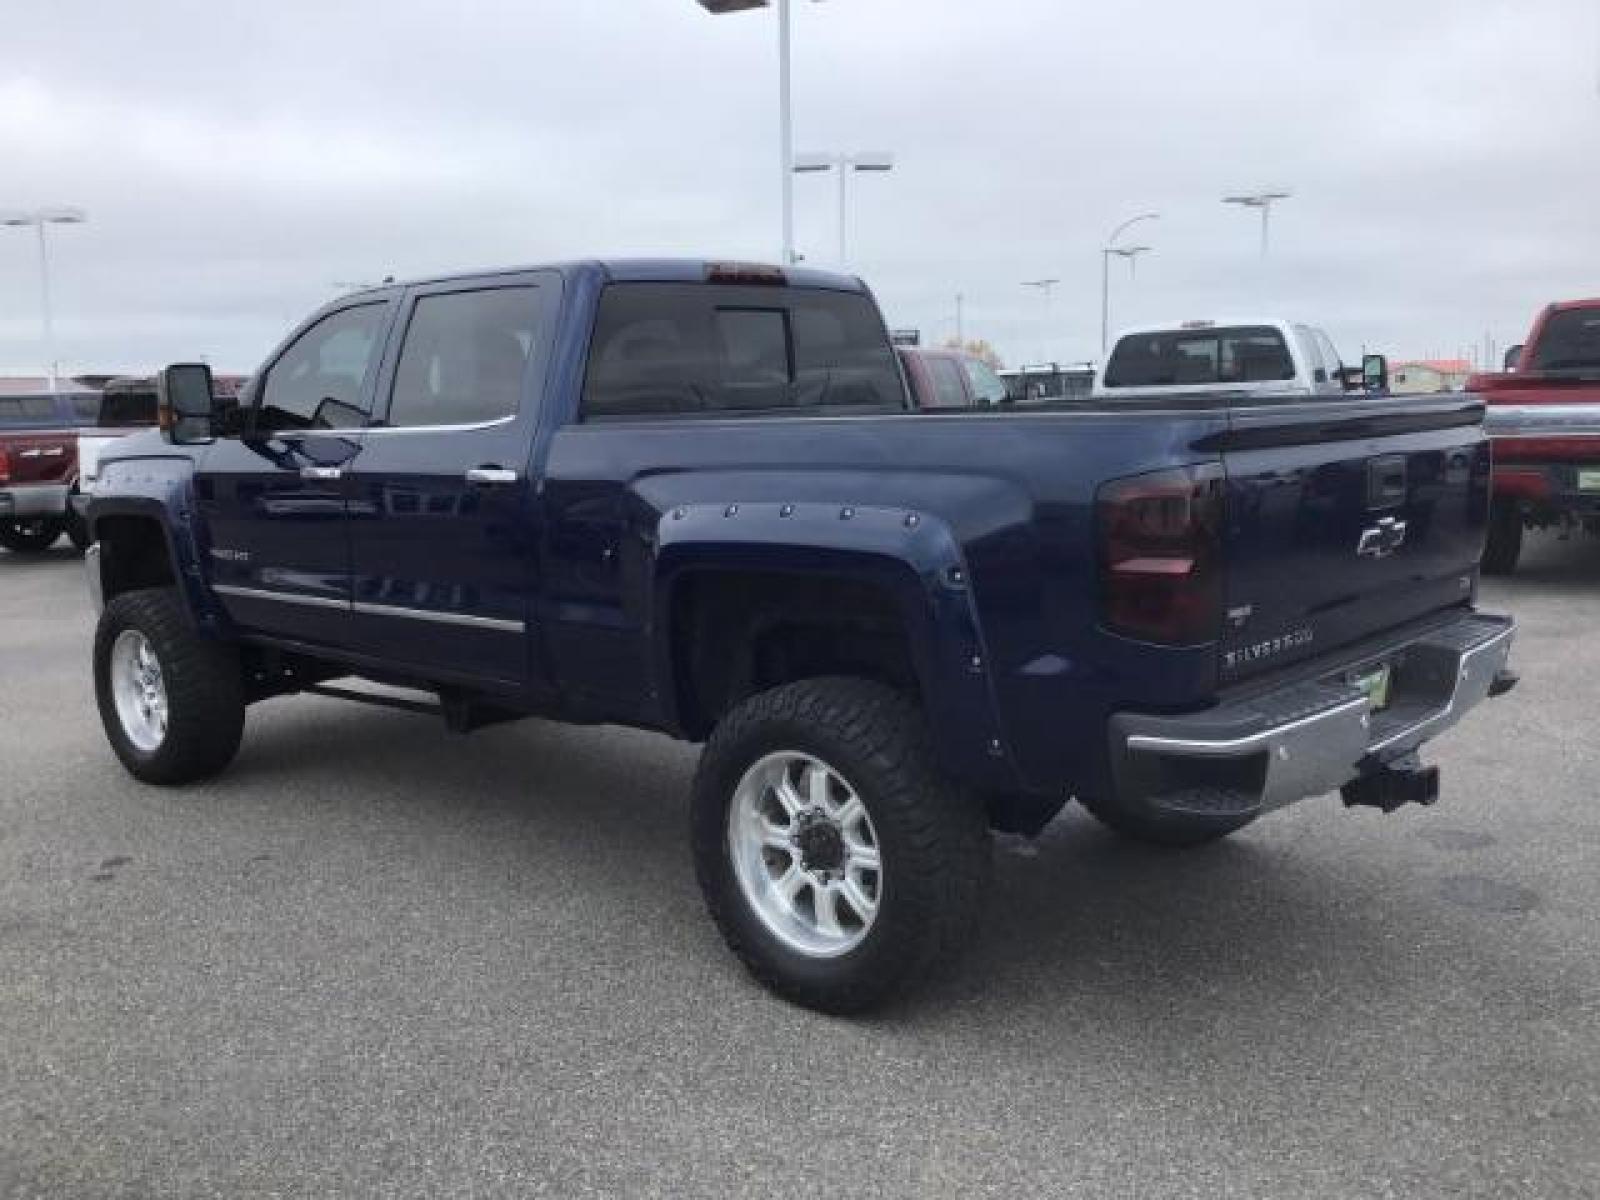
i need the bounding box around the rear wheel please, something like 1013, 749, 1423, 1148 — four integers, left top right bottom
0, 518, 64, 554
1482, 500, 1523, 576
692, 677, 991, 1013
1078, 791, 1258, 847
94, 587, 245, 784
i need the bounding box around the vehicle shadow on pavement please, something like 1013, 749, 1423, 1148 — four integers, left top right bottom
213, 697, 1540, 1030
0, 546, 84, 569
1493, 528, 1600, 591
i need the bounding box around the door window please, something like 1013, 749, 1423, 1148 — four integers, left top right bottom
963, 359, 1008, 406
257, 304, 387, 432
384, 287, 539, 428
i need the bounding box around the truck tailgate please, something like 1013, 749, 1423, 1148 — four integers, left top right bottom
0, 431, 77, 486
1217, 395, 1488, 684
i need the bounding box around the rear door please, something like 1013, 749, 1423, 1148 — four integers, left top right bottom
344, 272, 560, 691
1217, 395, 1489, 684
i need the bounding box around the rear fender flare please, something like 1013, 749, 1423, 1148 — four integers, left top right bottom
649, 501, 1018, 791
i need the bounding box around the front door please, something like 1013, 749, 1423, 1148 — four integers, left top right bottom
344, 274, 558, 692
198, 298, 393, 645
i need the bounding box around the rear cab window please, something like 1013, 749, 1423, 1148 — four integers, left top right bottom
1102, 326, 1296, 388
926, 356, 969, 408
580, 283, 907, 419
1531, 307, 1600, 372
0, 395, 67, 428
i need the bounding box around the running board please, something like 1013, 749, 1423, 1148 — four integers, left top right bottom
304, 683, 441, 718
301, 683, 526, 734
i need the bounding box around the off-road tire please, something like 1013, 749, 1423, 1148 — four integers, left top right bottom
1078, 790, 1258, 847
94, 587, 245, 784
0, 518, 64, 554
691, 677, 992, 1014
1481, 500, 1523, 577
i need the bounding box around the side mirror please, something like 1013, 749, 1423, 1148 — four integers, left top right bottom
1502, 344, 1524, 373
1361, 353, 1389, 394
156, 363, 216, 445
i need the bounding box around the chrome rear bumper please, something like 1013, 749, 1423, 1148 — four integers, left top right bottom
0, 483, 70, 519
1110, 612, 1515, 814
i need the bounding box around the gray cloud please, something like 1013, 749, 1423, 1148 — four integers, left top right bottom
2, 0, 1597, 374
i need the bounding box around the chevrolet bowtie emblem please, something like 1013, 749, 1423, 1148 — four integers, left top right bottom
1357, 516, 1407, 558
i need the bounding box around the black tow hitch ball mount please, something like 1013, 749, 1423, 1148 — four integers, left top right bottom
1342, 754, 1441, 814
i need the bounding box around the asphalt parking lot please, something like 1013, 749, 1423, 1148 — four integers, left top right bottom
1, 537, 1597, 1198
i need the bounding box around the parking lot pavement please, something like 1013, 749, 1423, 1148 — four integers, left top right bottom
1, 537, 1597, 1199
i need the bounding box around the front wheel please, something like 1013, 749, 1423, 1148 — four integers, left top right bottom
691, 677, 991, 1014
0, 518, 64, 554
94, 587, 246, 784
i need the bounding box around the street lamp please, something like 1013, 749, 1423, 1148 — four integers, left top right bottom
697, 0, 823, 265
1, 206, 88, 391
1223, 190, 1292, 258
793, 151, 895, 267
1100, 211, 1158, 353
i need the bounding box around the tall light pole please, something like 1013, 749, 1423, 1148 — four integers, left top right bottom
1022, 279, 1060, 361
1223, 190, 1292, 258
1, 206, 88, 392
1100, 211, 1158, 354
793, 151, 896, 267
698, 0, 824, 265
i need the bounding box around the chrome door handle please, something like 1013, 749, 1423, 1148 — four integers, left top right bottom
300, 466, 343, 481
465, 467, 519, 486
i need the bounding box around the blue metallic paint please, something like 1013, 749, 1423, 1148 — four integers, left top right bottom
88, 260, 1491, 807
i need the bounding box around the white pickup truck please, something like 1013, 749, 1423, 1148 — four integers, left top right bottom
1092, 319, 1384, 400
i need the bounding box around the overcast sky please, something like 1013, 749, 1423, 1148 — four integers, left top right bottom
2, 0, 1598, 374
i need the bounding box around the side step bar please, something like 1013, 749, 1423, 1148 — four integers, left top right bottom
302, 683, 524, 734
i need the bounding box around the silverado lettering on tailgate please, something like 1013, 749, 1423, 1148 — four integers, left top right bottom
1223, 627, 1314, 671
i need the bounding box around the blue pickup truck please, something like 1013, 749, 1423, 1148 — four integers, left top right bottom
84, 259, 1516, 1011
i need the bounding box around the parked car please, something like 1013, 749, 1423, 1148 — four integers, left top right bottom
999, 362, 1096, 404
1471, 297, 1600, 574
85, 259, 1515, 1013
1092, 319, 1384, 400
897, 346, 1008, 408
0, 387, 97, 554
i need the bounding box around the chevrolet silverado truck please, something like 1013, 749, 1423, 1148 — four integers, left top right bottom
0, 387, 97, 554
84, 259, 1515, 1012
1470, 298, 1600, 574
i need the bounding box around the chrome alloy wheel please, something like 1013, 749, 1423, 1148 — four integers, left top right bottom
727, 751, 883, 958
110, 629, 168, 753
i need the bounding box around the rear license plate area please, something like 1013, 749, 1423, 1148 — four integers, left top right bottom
1578, 469, 1600, 492
1349, 663, 1393, 712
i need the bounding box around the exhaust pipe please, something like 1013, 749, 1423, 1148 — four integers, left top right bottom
1341, 755, 1441, 814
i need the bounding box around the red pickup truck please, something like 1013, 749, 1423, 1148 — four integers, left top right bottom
1471, 297, 1600, 574
0, 389, 96, 554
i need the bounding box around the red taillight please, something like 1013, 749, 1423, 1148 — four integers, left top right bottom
706, 261, 787, 285
1098, 465, 1224, 645
0, 448, 9, 483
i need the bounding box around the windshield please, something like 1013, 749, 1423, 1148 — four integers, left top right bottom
1530, 307, 1600, 372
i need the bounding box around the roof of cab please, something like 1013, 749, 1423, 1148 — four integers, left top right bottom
345, 258, 869, 297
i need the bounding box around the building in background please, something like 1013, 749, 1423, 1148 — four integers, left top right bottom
1389, 358, 1472, 394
